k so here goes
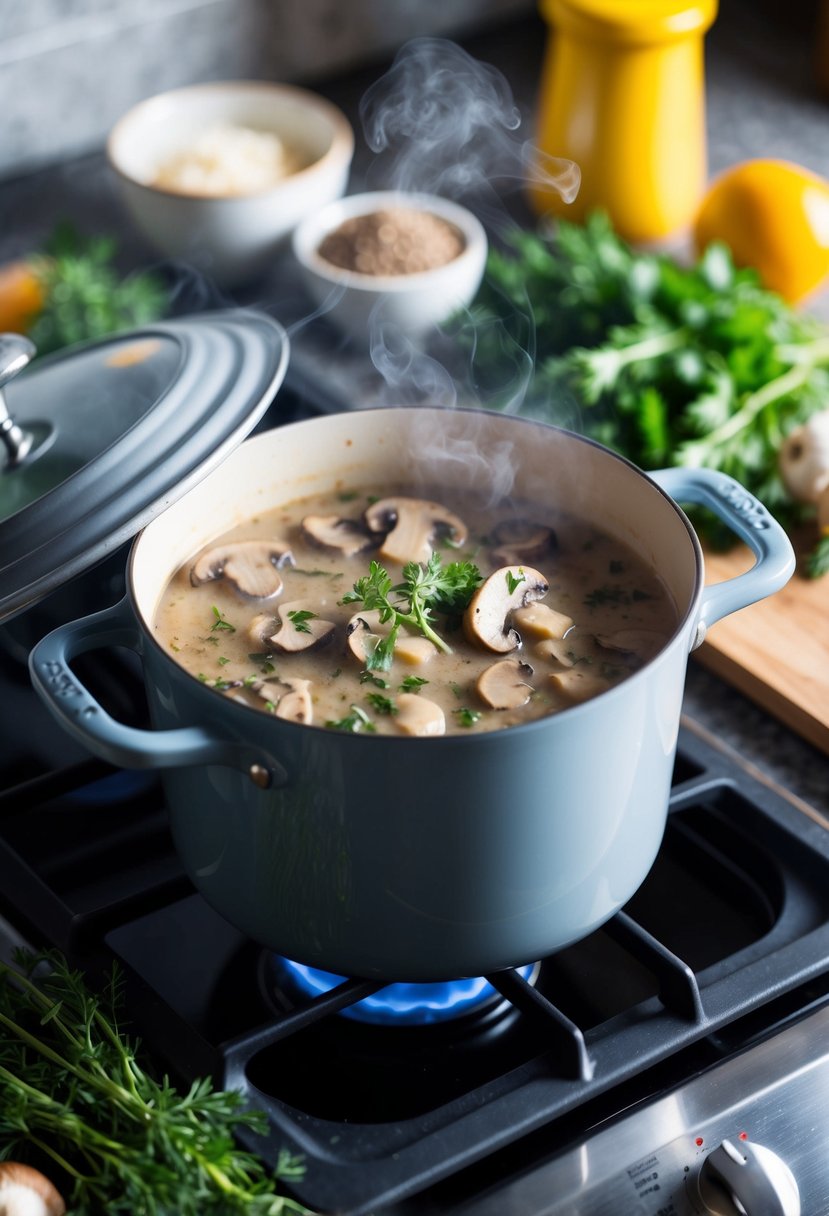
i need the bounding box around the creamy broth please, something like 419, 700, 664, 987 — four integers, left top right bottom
153, 486, 679, 736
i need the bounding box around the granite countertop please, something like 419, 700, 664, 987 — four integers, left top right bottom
1, 4, 828, 818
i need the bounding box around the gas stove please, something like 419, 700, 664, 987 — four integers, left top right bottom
2, 621, 829, 1214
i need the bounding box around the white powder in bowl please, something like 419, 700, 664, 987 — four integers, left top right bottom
152, 123, 303, 196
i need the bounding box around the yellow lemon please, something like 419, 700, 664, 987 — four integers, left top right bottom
693, 159, 829, 304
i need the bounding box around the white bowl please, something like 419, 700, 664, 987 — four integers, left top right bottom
291, 190, 488, 341
107, 81, 354, 287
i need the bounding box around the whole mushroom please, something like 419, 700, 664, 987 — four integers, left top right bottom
0, 1163, 65, 1216
779, 410, 829, 504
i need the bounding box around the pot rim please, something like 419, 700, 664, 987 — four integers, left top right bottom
127, 406, 705, 741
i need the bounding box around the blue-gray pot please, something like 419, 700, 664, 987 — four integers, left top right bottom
29, 408, 795, 981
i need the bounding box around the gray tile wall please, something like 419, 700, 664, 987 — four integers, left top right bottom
0, 0, 534, 180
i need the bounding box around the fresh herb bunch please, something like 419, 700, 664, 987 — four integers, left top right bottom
0, 951, 310, 1215
340, 553, 482, 669
26, 223, 168, 356
468, 210, 829, 559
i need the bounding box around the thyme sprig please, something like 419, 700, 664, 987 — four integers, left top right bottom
0, 951, 311, 1215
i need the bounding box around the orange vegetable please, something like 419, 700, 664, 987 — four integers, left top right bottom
0, 258, 45, 333
693, 158, 829, 304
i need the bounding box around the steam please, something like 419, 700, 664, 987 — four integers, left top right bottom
354, 37, 579, 424
359, 37, 580, 217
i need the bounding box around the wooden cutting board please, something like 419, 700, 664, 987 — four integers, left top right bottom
696, 541, 829, 753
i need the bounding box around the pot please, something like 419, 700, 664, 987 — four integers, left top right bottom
29, 407, 794, 981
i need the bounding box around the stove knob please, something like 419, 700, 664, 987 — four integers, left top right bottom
696, 1139, 800, 1216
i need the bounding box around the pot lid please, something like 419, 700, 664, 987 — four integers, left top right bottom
0, 309, 289, 625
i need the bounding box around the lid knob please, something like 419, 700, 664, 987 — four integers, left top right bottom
0, 333, 36, 469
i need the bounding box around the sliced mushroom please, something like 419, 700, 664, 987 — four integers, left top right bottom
255, 600, 335, 652
463, 565, 549, 653
549, 669, 611, 703
346, 609, 387, 663
363, 496, 468, 564
394, 693, 445, 736
535, 637, 575, 667
595, 629, 666, 663
190, 539, 294, 599
301, 513, 374, 557
513, 602, 574, 640
490, 519, 556, 566
394, 636, 438, 666
271, 677, 314, 724
0, 1163, 66, 1216
476, 658, 534, 709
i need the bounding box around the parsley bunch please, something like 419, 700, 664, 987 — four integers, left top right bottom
468, 211, 829, 563
26, 223, 168, 357
0, 951, 310, 1215
340, 553, 482, 669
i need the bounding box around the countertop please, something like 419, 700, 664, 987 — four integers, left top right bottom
1, 3, 828, 819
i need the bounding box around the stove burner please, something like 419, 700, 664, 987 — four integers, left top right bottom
270, 955, 541, 1025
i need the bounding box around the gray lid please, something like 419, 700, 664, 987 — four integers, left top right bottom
0, 309, 289, 624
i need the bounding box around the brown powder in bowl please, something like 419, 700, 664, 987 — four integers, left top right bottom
317, 208, 466, 276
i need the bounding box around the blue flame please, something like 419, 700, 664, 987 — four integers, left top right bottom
276, 957, 536, 1025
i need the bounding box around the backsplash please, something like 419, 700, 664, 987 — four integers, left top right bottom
0, 0, 533, 181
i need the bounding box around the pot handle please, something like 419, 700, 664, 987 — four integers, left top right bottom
649, 467, 795, 647
28, 598, 287, 789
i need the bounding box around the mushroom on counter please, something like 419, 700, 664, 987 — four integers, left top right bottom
190, 539, 294, 599
463, 565, 549, 653
490, 519, 556, 566
394, 693, 445, 736
363, 496, 468, 564
779, 410, 829, 504
250, 600, 335, 652
300, 513, 374, 557
476, 658, 534, 709
0, 1163, 65, 1216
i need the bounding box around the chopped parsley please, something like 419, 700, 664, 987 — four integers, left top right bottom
210, 606, 235, 633
325, 705, 377, 733
505, 569, 526, 594
400, 675, 429, 693
365, 692, 397, 716
360, 671, 389, 688
286, 609, 317, 634
453, 707, 482, 728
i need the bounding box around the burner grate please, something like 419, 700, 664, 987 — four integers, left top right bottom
2, 725, 829, 1214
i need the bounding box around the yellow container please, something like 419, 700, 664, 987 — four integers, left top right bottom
531, 0, 718, 242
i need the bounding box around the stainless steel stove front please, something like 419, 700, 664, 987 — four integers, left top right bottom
459, 1002, 829, 1215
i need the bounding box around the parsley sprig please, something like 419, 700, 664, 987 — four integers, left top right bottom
468, 210, 829, 566
340, 554, 481, 670
0, 951, 309, 1214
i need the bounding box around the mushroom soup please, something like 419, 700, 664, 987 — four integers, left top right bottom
153, 486, 679, 736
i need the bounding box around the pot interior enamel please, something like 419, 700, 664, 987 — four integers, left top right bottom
131, 407, 702, 981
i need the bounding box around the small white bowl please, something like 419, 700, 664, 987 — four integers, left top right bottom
107, 81, 354, 287
291, 190, 488, 341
